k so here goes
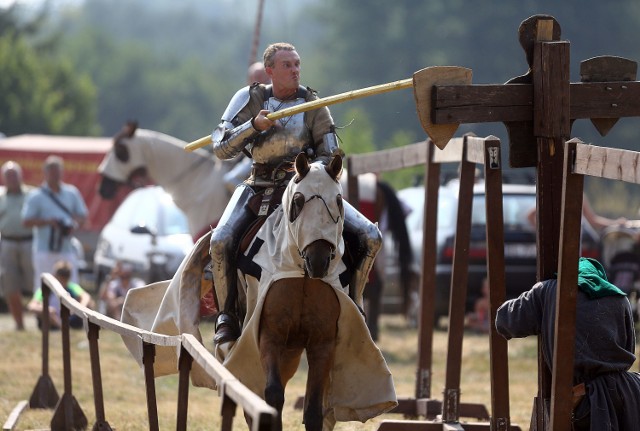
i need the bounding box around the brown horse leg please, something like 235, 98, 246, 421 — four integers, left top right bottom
259, 281, 304, 431
303, 280, 340, 431
304, 345, 336, 431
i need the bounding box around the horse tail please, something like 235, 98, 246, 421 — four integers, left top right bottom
377, 181, 414, 315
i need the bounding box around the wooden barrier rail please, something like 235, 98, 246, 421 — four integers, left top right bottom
548, 138, 640, 430
6, 272, 277, 431
346, 135, 521, 430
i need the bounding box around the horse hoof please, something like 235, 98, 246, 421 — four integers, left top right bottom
214, 313, 241, 345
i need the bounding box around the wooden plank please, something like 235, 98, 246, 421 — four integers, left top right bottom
433, 84, 532, 124
570, 82, 640, 118
433, 81, 640, 125
346, 137, 465, 176
441, 147, 476, 422
181, 335, 277, 422
415, 143, 440, 400
482, 138, 512, 429
464, 136, 487, 165
41, 273, 181, 346
432, 137, 464, 163
3, 400, 28, 431
549, 139, 584, 431
347, 140, 428, 175
574, 143, 640, 184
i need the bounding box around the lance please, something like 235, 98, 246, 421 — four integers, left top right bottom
184, 66, 473, 152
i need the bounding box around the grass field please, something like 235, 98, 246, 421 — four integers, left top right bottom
0, 312, 638, 430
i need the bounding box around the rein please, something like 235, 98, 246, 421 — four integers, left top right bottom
298, 193, 341, 262
305, 194, 342, 224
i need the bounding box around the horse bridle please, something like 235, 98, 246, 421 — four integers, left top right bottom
297, 193, 342, 262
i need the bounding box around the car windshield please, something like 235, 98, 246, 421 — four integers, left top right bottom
111, 187, 190, 236
161, 201, 190, 235
471, 193, 536, 228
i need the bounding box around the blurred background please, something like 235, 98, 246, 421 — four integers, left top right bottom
2, 0, 640, 215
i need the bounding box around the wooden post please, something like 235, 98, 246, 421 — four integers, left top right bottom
29, 281, 59, 409
420, 14, 640, 430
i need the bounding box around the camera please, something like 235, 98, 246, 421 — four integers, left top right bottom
56, 219, 74, 236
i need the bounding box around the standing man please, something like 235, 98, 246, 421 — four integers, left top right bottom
22, 155, 88, 291
209, 42, 382, 346
0, 161, 34, 330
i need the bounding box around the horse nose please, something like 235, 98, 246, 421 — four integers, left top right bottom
304, 254, 330, 279
302, 240, 333, 279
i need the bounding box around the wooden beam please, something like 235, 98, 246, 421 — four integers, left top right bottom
574, 143, 640, 184
432, 81, 640, 124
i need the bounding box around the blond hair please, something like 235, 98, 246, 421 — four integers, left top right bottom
263, 42, 296, 68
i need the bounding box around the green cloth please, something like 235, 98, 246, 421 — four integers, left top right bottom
577, 257, 626, 299
32, 281, 85, 302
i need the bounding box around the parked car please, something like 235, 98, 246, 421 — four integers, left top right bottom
93, 186, 194, 287
383, 181, 601, 326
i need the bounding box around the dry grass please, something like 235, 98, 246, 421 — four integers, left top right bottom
1, 314, 638, 430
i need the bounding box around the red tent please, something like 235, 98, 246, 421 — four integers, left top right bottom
0, 134, 132, 257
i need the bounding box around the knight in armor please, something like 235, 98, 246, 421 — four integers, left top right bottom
209, 42, 382, 345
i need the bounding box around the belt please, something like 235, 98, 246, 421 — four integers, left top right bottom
251, 162, 295, 181
572, 382, 586, 409
2, 235, 33, 242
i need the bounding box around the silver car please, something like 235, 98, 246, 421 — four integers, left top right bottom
383, 181, 601, 326
93, 186, 194, 287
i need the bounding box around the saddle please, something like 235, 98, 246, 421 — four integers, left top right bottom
201, 183, 357, 316
200, 184, 288, 316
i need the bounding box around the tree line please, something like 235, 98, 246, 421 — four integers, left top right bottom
2, 0, 640, 214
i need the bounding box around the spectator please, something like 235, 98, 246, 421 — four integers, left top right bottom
0, 161, 34, 330
27, 260, 94, 329
526, 194, 626, 234
496, 257, 640, 430
465, 277, 490, 334
22, 155, 88, 291
99, 261, 145, 320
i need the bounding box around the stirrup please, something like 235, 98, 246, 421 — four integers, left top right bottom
213, 312, 241, 345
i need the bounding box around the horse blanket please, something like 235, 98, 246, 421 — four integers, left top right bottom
120, 204, 398, 424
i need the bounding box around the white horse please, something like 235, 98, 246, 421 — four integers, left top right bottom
98, 122, 238, 240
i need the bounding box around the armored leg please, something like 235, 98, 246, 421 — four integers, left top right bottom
210, 184, 256, 344
343, 200, 382, 311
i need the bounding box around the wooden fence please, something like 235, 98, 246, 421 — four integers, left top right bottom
3, 272, 277, 431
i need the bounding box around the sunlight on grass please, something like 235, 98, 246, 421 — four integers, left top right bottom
0, 314, 637, 430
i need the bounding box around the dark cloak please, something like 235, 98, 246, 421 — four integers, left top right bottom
496, 279, 640, 430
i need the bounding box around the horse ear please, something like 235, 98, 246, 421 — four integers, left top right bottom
125, 120, 138, 137
325, 154, 343, 180
295, 152, 310, 178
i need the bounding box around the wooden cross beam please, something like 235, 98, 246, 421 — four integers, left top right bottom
416, 14, 640, 431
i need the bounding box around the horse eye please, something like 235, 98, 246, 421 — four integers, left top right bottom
114, 141, 130, 163
289, 192, 305, 222
336, 194, 343, 213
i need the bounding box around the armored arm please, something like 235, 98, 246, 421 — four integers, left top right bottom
309, 101, 343, 164
211, 86, 260, 160
315, 131, 342, 164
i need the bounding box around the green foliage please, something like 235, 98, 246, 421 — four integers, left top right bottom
336, 107, 376, 155
0, 6, 98, 137
0, 32, 98, 136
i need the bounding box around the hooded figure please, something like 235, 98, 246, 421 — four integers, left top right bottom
496, 258, 640, 430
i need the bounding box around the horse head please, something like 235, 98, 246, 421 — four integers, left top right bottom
98, 121, 150, 199
284, 152, 344, 279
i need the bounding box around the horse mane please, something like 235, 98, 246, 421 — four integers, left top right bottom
377, 180, 414, 302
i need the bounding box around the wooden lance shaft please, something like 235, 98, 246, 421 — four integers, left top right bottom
184, 78, 413, 152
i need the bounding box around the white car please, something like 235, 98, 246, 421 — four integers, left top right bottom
93, 186, 194, 286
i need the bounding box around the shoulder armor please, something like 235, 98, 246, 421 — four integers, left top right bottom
221, 84, 273, 124
221, 86, 252, 123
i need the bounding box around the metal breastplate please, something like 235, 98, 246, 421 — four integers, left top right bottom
250, 97, 311, 165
